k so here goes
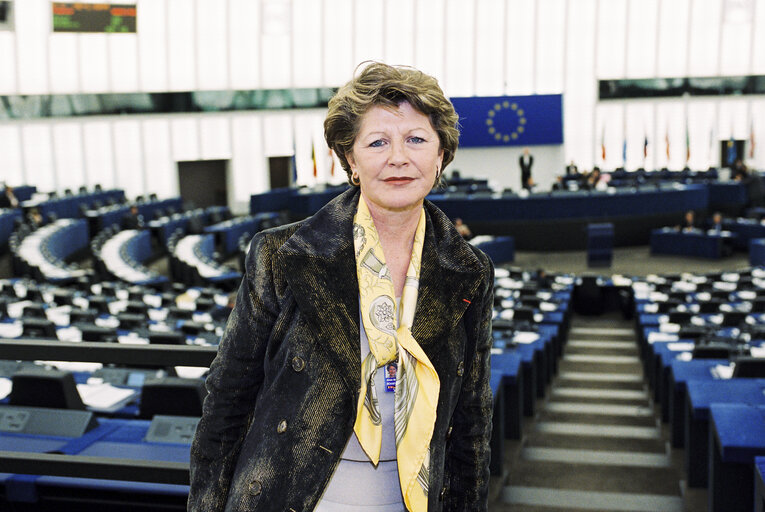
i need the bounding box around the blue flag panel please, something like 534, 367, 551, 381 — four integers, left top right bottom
450, 94, 563, 148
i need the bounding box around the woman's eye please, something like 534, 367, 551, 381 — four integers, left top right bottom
369, 139, 385, 147
409, 136, 425, 144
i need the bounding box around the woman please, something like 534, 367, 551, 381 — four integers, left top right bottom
189, 62, 494, 512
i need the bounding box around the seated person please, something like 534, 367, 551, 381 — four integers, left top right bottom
453, 217, 472, 240
565, 160, 578, 176
121, 205, 144, 230
708, 211, 723, 233
0, 183, 19, 208
26, 208, 44, 229
677, 210, 698, 232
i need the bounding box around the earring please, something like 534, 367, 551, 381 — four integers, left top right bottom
351, 173, 360, 186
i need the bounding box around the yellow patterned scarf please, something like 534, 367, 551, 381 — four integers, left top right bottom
352, 195, 440, 512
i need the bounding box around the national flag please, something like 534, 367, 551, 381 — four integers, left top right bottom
291, 136, 298, 186
685, 120, 690, 164
665, 127, 670, 161
750, 119, 756, 159
643, 134, 648, 161
622, 137, 627, 166
727, 137, 737, 166
328, 147, 335, 177
311, 141, 317, 179
600, 125, 606, 162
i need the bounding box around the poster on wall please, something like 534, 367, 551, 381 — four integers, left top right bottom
52, 2, 136, 33
0, 1, 14, 31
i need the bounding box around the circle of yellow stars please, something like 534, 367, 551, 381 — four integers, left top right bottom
485, 101, 527, 143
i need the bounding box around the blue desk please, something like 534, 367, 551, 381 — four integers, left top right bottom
650, 228, 736, 259
491, 351, 523, 440
685, 379, 765, 488
722, 219, 765, 250
2, 418, 189, 507
709, 404, 765, 512
755, 456, 765, 512
669, 359, 728, 449
752, 239, 765, 267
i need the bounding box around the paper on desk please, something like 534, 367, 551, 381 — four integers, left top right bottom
118, 334, 149, 344
659, 323, 681, 333
77, 383, 137, 412
0, 377, 11, 400
56, 326, 82, 342
711, 364, 734, 379
490, 348, 503, 355
676, 352, 693, 362
540, 302, 557, 312
647, 332, 679, 344
175, 366, 209, 379
513, 332, 540, 344
39, 361, 103, 373
750, 346, 765, 358
148, 308, 168, 322
95, 316, 120, 328
6, 300, 33, 319
667, 342, 696, 352
0, 321, 22, 338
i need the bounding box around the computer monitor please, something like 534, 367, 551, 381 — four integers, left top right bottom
117, 313, 146, 329
22, 318, 58, 339
79, 325, 118, 342
139, 377, 206, 419
148, 331, 186, 345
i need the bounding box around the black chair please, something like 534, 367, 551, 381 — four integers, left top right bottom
732, 357, 765, 378
698, 299, 723, 314
117, 313, 146, 329
179, 321, 206, 336
10, 369, 85, 410
87, 296, 111, 315
751, 298, 765, 313
573, 276, 605, 315
148, 331, 186, 345
69, 309, 98, 325
22, 318, 57, 339
139, 377, 206, 419
668, 310, 692, 325
167, 306, 194, 321
125, 301, 149, 315
21, 303, 47, 319
79, 325, 118, 342
692, 343, 733, 359
721, 311, 748, 327
513, 307, 536, 323
657, 300, 683, 313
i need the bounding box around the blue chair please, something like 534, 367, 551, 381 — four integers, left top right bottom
587, 222, 614, 267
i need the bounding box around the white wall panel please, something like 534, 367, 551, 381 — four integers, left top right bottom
353, 1, 384, 64
167, 0, 196, 91
443, 0, 474, 96
656, 0, 689, 76
564, 0, 596, 169
82, 121, 116, 189
260, 0, 291, 88
688, 0, 722, 76
752, 0, 765, 74
474, 0, 505, 96
15, 0, 49, 94
687, 101, 716, 170
536, 0, 565, 93
229, 0, 261, 89
171, 117, 201, 162
112, 119, 144, 199
230, 115, 266, 203
79, 34, 110, 92
0, 125, 25, 185
625, 0, 658, 78
292, 0, 322, 87
141, 118, 177, 198
624, 103, 652, 170
505, 0, 535, 94
324, 0, 354, 86
384, 0, 415, 66
51, 122, 85, 192
199, 116, 232, 160
751, 101, 765, 169
293, 113, 315, 186
0, 33, 16, 94
48, 35, 79, 93
196, 0, 229, 90
262, 114, 294, 156
654, 102, 685, 170
137, 0, 168, 92
414, 0, 445, 82
718, 5, 752, 76
595, 0, 627, 79
22, 123, 55, 192
109, 35, 139, 92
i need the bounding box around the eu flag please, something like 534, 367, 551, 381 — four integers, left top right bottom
450, 94, 563, 148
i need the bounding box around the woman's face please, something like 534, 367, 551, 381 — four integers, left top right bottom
347, 101, 443, 215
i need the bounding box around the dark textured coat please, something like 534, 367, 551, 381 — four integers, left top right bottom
188, 187, 494, 512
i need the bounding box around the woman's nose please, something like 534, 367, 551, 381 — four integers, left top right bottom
388, 139, 408, 166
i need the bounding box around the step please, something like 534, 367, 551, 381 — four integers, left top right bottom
567, 340, 636, 350
564, 354, 641, 364
503, 486, 683, 512
535, 422, 661, 439
551, 387, 648, 401
544, 402, 654, 417
570, 327, 634, 336
558, 372, 644, 383
538, 411, 659, 427
505, 460, 682, 495
521, 447, 670, 468
559, 360, 643, 375
524, 431, 667, 454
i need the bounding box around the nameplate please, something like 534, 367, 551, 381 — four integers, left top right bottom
0, 406, 97, 437
145, 415, 199, 445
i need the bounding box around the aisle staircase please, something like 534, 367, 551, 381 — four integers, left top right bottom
492, 313, 688, 512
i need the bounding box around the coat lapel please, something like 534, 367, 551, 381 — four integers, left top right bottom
277, 188, 362, 395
